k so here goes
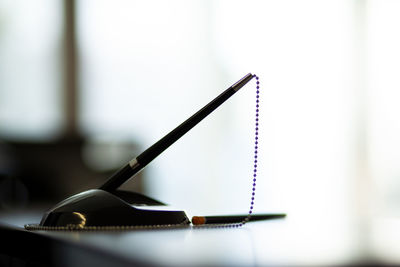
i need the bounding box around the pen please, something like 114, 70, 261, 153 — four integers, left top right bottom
99, 73, 255, 192
191, 214, 286, 225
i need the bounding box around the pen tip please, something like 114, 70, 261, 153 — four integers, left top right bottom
232, 73, 255, 92
191, 216, 206, 225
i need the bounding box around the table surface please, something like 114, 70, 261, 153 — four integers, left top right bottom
1, 207, 400, 266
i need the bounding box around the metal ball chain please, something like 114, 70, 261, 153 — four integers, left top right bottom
25, 75, 262, 231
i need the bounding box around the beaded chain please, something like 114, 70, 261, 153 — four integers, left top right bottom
195, 74, 260, 229
24, 75, 261, 231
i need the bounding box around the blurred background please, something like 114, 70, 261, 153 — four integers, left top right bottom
1, 0, 400, 264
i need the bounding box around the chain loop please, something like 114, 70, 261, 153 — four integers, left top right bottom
25, 75, 261, 231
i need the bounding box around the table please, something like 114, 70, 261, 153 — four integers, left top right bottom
1, 208, 400, 266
